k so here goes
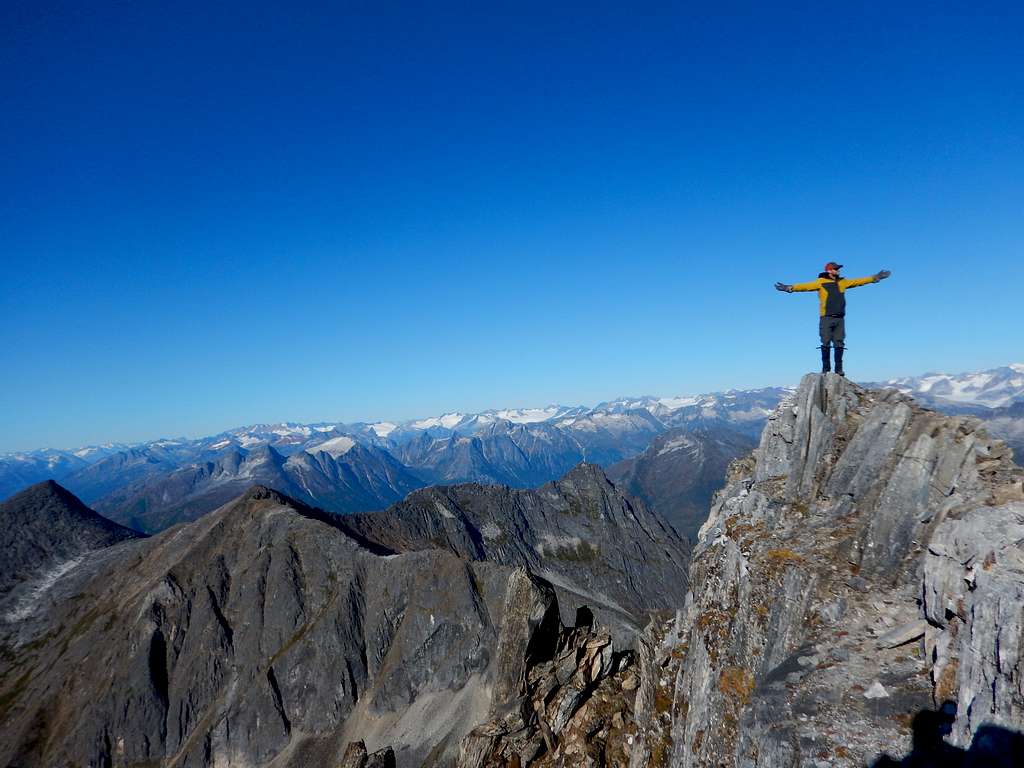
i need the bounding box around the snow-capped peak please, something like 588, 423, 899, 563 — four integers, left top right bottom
410, 413, 466, 430
369, 422, 398, 438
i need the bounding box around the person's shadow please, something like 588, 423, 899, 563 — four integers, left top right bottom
872, 701, 1024, 767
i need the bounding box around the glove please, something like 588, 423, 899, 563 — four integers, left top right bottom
774, 282, 794, 293
874, 270, 891, 281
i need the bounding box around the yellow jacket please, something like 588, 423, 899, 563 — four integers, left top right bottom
791, 274, 879, 317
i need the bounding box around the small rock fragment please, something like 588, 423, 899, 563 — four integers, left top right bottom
864, 681, 890, 699
876, 619, 927, 649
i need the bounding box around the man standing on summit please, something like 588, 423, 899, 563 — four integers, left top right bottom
775, 263, 891, 376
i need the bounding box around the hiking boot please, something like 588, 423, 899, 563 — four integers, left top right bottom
834, 346, 845, 377
821, 345, 831, 374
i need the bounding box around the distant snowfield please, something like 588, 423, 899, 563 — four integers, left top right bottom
369, 422, 397, 438
308, 436, 355, 457
4, 363, 1021, 462
490, 406, 572, 424
411, 413, 466, 430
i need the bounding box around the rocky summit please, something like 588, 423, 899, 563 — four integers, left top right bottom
625, 373, 1024, 766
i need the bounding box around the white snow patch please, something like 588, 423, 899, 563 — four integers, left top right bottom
481, 522, 503, 540
411, 413, 465, 430
308, 436, 355, 457
657, 396, 700, 409
369, 422, 398, 438
657, 436, 696, 456
493, 407, 561, 424
5, 556, 84, 622
435, 501, 456, 519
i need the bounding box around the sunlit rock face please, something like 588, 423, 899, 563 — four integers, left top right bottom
650, 373, 1024, 767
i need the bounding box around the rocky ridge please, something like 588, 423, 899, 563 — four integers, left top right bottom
339, 463, 690, 644
0, 468, 684, 768
628, 373, 1024, 766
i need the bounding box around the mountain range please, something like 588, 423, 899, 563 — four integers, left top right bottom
0, 465, 687, 767
3, 374, 1023, 766
2, 364, 1021, 535
0, 387, 788, 533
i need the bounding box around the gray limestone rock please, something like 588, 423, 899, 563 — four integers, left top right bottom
876, 619, 927, 649
668, 373, 1024, 767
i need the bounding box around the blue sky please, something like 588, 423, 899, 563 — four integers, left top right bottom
2, 2, 1022, 452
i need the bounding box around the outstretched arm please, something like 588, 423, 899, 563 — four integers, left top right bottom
789, 280, 823, 292
842, 270, 891, 289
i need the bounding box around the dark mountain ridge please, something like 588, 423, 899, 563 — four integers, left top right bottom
0, 480, 142, 598
339, 463, 690, 641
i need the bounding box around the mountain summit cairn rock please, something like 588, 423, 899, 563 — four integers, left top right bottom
634, 372, 1024, 766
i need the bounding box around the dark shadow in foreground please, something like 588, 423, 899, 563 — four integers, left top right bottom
871, 702, 1024, 768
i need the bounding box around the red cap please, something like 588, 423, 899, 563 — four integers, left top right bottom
824, 262, 843, 271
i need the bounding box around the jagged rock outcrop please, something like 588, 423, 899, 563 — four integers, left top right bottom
456, 623, 634, 767
339, 463, 690, 644
0, 486, 576, 768
655, 373, 1024, 766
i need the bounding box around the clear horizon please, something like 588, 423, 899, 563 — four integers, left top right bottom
6, 360, 1021, 455
3, 3, 1022, 453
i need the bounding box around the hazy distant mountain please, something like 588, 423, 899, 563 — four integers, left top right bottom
594, 387, 789, 435
606, 424, 757, 542
93, 443, 424, 533
61, 444, 196, 503
0, 451, 88, 500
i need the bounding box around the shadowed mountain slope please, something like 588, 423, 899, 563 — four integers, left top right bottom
606, 424, 757, 542
0, 485, 580, 768
0, 480, 141, 598
91, 443, 424, 533
339, 463, 690, 642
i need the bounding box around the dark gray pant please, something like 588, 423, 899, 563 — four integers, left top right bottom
819, 316, 845, 348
